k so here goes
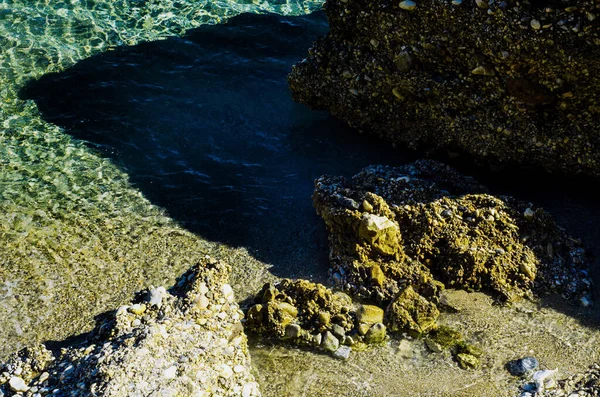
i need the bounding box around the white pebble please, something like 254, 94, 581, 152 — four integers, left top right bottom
221, 284, 235, 302
39, 372, 49, 383
196, 295, 210, 310
533, 369, 557, 388
163, 366, 177, 379
148, 287, 166, 306
530, 19, 541, 30
128, 303, 146, 315
199, 283, 209, 295
220, 364, 233, 379
233, 365, 245, 373
242, 382, 258, 397
9, 376, 29, 392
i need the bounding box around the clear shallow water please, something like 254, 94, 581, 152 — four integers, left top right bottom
2, 1, 600, 396
20, 11, 413, 278
0, 0, 325, 361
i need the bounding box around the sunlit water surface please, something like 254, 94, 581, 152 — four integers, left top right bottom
1, 1, 600, 396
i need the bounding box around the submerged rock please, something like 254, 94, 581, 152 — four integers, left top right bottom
386, 286, 439, 336
289, 0, 600, 176
0, 257, 260, 397
507, 357, 540, 376
244, 279, 388, 353
313, 160, 592, 309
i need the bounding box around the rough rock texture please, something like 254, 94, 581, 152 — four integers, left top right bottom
289, 0, 600, 176
545, 362, 600, 396
313, 160, 592, 316
245, 279, 390, 356
0, 257, 260, 397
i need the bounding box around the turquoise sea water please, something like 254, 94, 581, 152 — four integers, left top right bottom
2, 1, 600, 396
0, 0, 322, 360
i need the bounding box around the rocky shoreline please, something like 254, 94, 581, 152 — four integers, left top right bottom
289, 0, 600, 176
243, 160, 597, 387
1, 0, 600, 395
0, 257, 260, 397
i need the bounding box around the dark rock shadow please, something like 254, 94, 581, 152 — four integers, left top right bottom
20, 11, 413, 281
19, 10, 600, 329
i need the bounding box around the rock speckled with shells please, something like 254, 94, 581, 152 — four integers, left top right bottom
0, 257, 260, 397
289, 0, 600, 176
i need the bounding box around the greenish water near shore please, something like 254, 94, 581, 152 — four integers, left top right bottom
2, 1, 600, 396
0, 0, 319, 358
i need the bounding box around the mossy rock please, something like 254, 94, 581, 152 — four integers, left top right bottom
386, 286, 439, 336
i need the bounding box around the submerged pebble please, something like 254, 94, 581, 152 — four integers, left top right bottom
399, 1, 416, 11
507, 357, 539, 376
333, 346, 352, 360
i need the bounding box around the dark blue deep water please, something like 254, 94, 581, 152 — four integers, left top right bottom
22, 11, 600, 285
22, 12, 414, 279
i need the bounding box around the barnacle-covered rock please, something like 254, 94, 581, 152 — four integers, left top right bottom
386, 286, 440, 336
289, 0, 600, 176
0, 257, 260, 397
314, 160, 592, 307
244, 279, 389, 354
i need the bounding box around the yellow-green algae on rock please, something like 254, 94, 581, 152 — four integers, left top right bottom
245, 279, 392, 355
0, 0, 321, 360
288, 0, 600, 176
313, 160, 592, 333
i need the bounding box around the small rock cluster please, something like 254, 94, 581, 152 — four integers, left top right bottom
245, 160, 592, 369
545, 362, 600, 397
0, 257, 260, 397
244, 279, 388, 360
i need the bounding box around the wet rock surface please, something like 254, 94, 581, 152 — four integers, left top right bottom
244, 279, 392, 356
313, 160, 592, 309
288, 0, 600, 176
0, 257, 260, 397
545, 362, 600, 397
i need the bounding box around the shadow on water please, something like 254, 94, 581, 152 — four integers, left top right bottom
21, 11, 415, 281
20, 10, 600, 328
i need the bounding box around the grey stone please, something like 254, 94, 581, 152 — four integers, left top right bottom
284, 324, 302, 340
506, 357, 539, 376
331, 324, 346, 339
321, 331, 340, 353
332, 346, 352, 360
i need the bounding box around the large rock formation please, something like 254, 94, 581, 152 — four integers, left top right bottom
0, 257, 260, 397
313, 160, 592, 310
289, 0, 600, 176
245, 160, 592, 369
